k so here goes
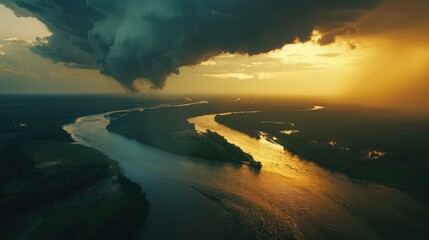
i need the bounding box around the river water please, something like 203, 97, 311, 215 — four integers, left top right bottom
64, 104, 429, 240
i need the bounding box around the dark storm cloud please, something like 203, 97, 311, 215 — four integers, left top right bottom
1, 0, 381, 90
357, 0, 429, 34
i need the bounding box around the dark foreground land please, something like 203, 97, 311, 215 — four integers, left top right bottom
0, 95, 155, 239
216, 102, 429, 204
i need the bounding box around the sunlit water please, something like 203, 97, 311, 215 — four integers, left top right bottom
64, 105, 429, 240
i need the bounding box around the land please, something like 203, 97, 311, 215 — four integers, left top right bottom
0, 95, 157, 239
107, 102, 262, 169
215, 104, 429, 203
3, 95, 428, 238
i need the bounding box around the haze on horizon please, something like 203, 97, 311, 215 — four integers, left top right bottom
0, 0, 428, 113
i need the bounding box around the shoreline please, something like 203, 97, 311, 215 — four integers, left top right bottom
105, 102, 263, 169
64, 104, 429, 239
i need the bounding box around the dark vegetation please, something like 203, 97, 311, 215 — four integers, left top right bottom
5, 94, 427, 237
107, 103, 262, 168
0, 95, 155, 239
216, 104, 429, 203
1, 142, 108, 215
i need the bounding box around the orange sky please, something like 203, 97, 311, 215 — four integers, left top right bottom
0, 1, 428, 112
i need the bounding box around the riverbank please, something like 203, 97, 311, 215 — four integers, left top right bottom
0, 95, 152, 239
107, 103, 262, 169
64, 101, 429, 239
64, 109, 257, 239
0, 142, 149, 240
215, 106, 429, 204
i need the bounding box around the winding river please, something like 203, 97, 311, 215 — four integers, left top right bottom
64, 103, 429, 240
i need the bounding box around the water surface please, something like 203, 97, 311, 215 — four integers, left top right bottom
64, 106, 429, 239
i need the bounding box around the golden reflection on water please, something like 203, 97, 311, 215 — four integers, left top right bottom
188, 112, 429, 239
66, 108, 429, 239
188, 113, 373, 237
188, 112, 335, 193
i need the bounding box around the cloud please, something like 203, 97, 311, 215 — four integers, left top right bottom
0, 39, 123, 93
0, 0, 381, 91
203, 72, 274, 81
0, 43, 4, 55
345, 21, 429, 112
347, 42, 357, 50
357, 0, 429, 35
2, 37, 35, 46
3, 37, 19, 41
317, 53, 341, 58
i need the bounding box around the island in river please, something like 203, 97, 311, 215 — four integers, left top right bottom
215, 103, 429, 204
2, 95, 429, 239
107, 102, 262, 169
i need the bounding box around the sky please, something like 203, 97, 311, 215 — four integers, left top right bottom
0, 0, 428, 112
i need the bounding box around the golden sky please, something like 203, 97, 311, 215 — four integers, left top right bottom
0, 1, 428, 111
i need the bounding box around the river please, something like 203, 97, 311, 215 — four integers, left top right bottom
64, 104, 429, 240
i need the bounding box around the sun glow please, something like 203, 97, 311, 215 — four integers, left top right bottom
163, 32, 367, 96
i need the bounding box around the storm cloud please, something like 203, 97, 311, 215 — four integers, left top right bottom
0, 0, 381, 90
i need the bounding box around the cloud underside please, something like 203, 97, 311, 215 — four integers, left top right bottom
0, 0, 381, 91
